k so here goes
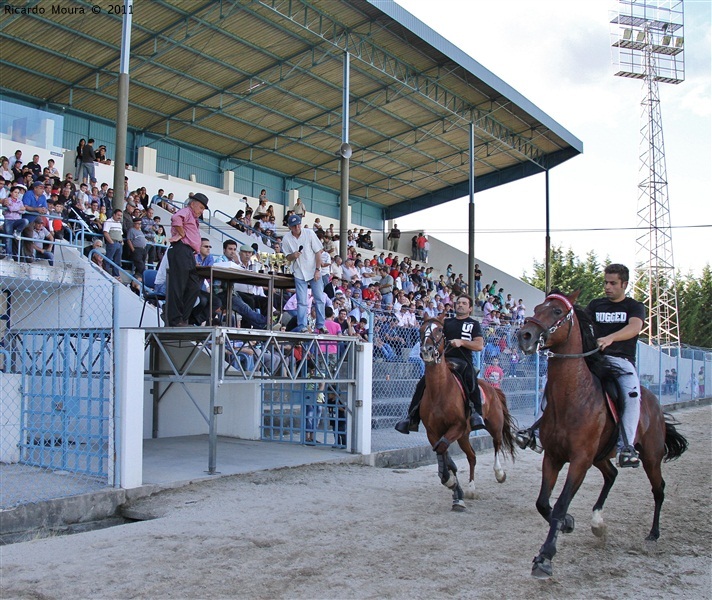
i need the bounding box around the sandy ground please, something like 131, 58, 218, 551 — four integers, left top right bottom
1, 405, 710, 600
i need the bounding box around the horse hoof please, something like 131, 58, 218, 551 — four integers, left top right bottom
463, 485, 476, 500
562, 513, 575, 534
451, 501, 466, 512
495, 471, 506, 484
591, 510, 606, 538
645, 532, 660, 542
591, 523, 607, 538
531, 556, 553, 579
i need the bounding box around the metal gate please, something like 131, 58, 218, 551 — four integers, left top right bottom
1, 329, 114, 507
262, 382, 349, 448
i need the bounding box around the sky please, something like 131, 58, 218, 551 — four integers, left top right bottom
394, 0, 711, 279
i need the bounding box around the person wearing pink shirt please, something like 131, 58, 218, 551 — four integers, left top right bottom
166, 193, 208, 326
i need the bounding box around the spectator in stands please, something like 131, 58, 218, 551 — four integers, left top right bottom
264, 214, 277, 235
253, 197, 268, 220
387, 223, 401, 252
212, 240, 269, 328
26, 154, 42, 179
122, 201, 138, 237
2, 185, 29, 259
378, 265, 395, 309
484, 357, 505, 389
31, 217, 54, 265
150, 188, 166, 208
291, 196, 306, 217
74, 139, 85, 180
515, 299, 526, 325
90, 245, 105, 269
81, 138, 97, 184
395, 300, 418, 346
1, 157, 12, 182
127, 217, 148, 276
103, 208, 124, 277
22, 181, 48, 218
96, 145, 111, 165
341, 256, 360, 284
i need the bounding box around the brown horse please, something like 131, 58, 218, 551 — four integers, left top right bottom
517, 291, 688, 578
419, 316, 516, 510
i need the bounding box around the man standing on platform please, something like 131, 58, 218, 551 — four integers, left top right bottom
282, 214, 325, 333
166, 193, 208, 327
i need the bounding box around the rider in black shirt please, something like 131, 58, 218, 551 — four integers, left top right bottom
395, 295, 486, 433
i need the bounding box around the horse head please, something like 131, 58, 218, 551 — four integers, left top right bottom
518, 290, 580, 355
420, 316, 446, 364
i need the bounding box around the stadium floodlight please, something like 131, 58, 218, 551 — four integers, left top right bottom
610, 0, 686, 347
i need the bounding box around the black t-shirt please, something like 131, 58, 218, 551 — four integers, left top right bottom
443, 316, 482, 363
586, 296, 645, 364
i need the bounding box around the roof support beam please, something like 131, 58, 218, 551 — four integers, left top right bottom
256, 0, 548, 170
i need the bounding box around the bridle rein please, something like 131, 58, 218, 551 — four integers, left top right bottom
524, 293, 599, 359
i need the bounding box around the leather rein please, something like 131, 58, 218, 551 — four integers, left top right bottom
524, 293, 600, 360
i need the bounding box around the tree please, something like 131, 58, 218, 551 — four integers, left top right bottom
525, 249, 711, 348
676, 265, 712, 348
522, 246, 608, 306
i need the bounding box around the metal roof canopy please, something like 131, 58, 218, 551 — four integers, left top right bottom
0, 0, 582, 220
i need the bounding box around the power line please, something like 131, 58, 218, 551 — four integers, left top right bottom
415, 224, 711, 234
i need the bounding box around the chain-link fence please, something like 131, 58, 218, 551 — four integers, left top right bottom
369, 307, 711, 453
369, 310, 544, 451
1, 251, 116, 508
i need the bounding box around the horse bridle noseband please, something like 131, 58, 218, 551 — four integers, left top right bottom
524, 293, 599, 359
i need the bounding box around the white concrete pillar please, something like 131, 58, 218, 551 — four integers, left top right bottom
353, 342, 373, 454
137, 146, 157, 177
288, 189, 299, 209
223, 170, 234, 195
118, 328, 145, 488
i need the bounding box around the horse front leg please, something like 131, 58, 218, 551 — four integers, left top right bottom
535, 453, 562, 524
532, 460, 588, 579
591, 459, 618, 538
435, 439, 466, 512
456, 436, 477, 499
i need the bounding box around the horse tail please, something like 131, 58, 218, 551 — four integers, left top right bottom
663, 414, 689, 462
494, 387, 517, 460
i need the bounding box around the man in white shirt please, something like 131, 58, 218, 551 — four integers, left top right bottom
234, 243, 268, 314
330, 255, 343, 279
282, 214, 325, 333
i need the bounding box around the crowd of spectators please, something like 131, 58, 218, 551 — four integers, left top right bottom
2, 152, 528, 386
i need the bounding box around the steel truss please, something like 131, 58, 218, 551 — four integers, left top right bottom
144, 327, 360, 473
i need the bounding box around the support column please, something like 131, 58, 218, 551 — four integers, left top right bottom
468, 123, 475, 302
113, 0, 133, 205
339, 52, 351, 258
118, 328, 144, 489
545, 169, 551, 294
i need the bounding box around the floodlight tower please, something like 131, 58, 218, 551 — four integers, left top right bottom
610, 0, 684, 346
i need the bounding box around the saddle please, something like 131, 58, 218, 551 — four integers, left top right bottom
445, 361, 482, 412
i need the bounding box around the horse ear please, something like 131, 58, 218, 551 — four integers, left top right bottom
569, 289, 581, 304
437, 313, 445, 323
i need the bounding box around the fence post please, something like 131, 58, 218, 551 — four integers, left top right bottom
353, 342, 373, 455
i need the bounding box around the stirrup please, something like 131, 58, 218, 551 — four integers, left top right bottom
469, 412, 486, 430
617, 447, 640, 468
516, 428, 543, 453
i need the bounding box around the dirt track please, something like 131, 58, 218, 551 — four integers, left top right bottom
1, 405, 710, 600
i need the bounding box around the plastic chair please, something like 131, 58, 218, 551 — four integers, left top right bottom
139, 269, 165, 326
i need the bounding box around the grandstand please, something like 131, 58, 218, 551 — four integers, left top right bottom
0, 0, 589, 507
